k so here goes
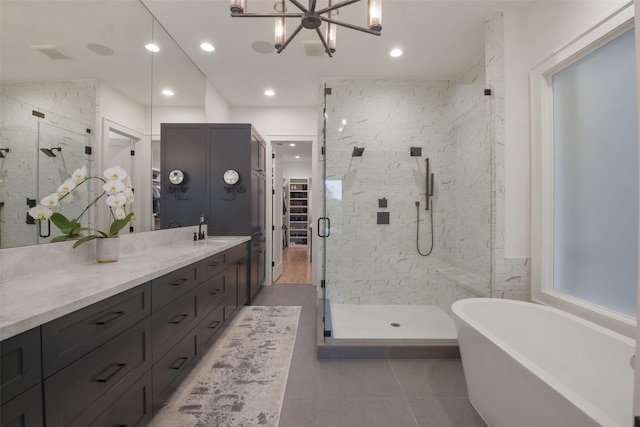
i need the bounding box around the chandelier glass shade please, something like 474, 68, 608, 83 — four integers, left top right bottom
229, 0, 382, 57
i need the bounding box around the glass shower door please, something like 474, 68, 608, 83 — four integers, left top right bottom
321, 80, 492, 342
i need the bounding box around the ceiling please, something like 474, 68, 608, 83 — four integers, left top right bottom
142, 0, 529, 109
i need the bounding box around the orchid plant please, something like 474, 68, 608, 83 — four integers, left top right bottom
28, 165, 135, 247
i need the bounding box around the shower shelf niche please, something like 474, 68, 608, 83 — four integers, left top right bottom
288, 177, 309, 247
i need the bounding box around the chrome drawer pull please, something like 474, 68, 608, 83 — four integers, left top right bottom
170, 314, 189, 324
171, 278, 188, 286
209, 288, 222, 295
170, 357, 188, 370
95, 363, 126, 383
94, 311, 125, 325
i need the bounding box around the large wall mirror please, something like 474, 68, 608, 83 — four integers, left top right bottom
0, 0, 206, 248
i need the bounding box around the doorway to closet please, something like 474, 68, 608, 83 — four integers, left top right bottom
272, 140, 312, 285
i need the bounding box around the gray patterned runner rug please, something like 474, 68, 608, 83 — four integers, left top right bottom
149, 305, 301, 427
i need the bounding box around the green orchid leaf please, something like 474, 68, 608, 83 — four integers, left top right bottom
50, 235, 72, 243
108, 212, 134, 236
72, 234, 101, 248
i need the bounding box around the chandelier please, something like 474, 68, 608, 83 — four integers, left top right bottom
229, 0, 382, 57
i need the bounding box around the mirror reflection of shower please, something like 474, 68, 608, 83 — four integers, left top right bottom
416, 156, 435, 256
351, 146, 365, 157
40, 147, 62, 157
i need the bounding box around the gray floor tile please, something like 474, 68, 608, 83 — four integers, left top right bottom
390, 359, 468, 398
408, 398, 487, 427
279, 398, 318, 427
318, 360, 404, 398
318, 398, 419, 427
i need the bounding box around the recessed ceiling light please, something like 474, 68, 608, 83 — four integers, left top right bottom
264, 89, 275, 97
295, 156, 300, 159
162, 89, 174, 96
289, 143, 296, 147
390, 48, 403, 57
145, 43, 160, 52
200, 42, 215, 52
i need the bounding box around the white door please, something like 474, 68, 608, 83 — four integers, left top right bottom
272, 146, 284, 281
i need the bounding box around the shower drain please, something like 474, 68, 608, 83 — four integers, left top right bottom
390, 323, 401, 327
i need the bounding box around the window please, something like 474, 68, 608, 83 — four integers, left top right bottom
531, 4, 637, 336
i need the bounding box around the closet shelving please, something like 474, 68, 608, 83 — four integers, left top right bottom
288, 177, 309, 247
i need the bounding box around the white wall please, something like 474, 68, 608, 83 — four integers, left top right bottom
283, 161, 312, 178
230, 107, 316, 137
205, 80, 230, 123
500, 0, 629, 259
97, 83, 149, 136
151, 106, 206, 139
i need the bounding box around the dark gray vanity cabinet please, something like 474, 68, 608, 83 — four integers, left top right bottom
0, 242, 249, 427
159, 124, 208, 229
161, 123, 267, 302
0, 328, 43, 427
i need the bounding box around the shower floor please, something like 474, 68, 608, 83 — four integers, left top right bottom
329, 303, 457, 342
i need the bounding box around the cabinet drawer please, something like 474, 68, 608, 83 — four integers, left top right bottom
42, 283, 150, 377
152, 290, 197, 363
152, 264, 198, 311
0, 328, 41, 405
198, 304, 225, 353
152, 331, 198, 412
0, 383, 43, 427
196, 271, 226, 317
199, 253, 225, 282
44, 319, 151, 427
68, 370, 152, 427
226, 243, 248, 264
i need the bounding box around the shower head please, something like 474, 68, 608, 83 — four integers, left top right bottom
40, 147, 62, 157
0, 148, 9, 158
352, 147, 365, 157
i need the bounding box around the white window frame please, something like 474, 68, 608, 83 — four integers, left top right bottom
530, 3, 636, 338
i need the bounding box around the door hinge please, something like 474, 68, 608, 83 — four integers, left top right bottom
129, 226, 134, 232
272, 225, 275, 231
272, 188, 275, 195
321, 146, 325, 155
84, 146, 92, 155
321, 279, 326, 289
32, 110, 45, 119
324, 87, 332, 95
130, 150, 135, 156
272, 261, 275, 267
272, 152, 275, 159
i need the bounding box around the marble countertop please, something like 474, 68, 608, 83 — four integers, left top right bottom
0, 236, 250, 341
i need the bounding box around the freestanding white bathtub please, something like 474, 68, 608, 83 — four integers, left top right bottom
452, 298, 635, 427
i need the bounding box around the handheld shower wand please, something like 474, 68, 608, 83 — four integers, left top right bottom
416, 157, 435, 256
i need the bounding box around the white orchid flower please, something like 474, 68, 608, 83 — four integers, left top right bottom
114, 206, 126, 219
57, 178, 77, 195
123, 188, 135, 204
29, 205, 53, 220
125, 176, 133, 190
106, 193, 127, 207
71, 166, 87, 183
103, 166, 127, 182
41, 193, 59, 207
103, 180, 125, 195
62, 192, 74, 203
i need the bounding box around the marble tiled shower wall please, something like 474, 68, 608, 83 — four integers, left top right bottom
323, 80, 490, 305
0, 82, 96, 248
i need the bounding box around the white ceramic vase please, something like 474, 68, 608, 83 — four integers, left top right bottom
96, 237, 120, 263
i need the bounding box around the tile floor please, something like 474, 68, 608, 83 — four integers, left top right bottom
252, 285, 487, 427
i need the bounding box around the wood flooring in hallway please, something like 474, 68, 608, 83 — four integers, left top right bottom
274, 247, 311, 285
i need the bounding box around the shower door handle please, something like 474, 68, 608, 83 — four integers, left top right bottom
318, 217, 330, 238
